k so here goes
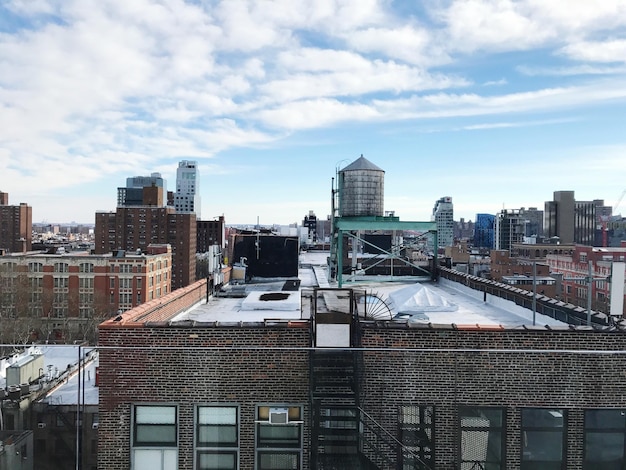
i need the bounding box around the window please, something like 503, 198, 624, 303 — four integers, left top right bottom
80, 263, 94, 273
54, 277, 69, 288
460, 407, 505, 470
54, 262, 69, 273
584, 409, 626, 469
80, 278, 94, 289
132, 405, 177, 470
400, 405, 434, 468
521, 408, 566, 470
256, 406, 302, 470
134, 405, 177, 446
196, 406, 238, 470
29, 262, 43, 273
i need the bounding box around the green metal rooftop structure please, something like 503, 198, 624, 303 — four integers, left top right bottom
329, 156, 438, 287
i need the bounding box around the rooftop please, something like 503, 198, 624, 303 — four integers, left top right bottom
102, 251, 571, 330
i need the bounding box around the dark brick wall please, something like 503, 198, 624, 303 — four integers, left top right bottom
359, 325, 626, 470
98, 321, 626, 470
98, 326, 311, 469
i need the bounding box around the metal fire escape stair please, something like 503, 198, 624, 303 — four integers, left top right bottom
311, 349, 375, 469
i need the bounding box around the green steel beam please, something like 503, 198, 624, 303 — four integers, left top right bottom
333, 216, 438, 287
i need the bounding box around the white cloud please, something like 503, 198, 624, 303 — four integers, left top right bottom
1, 0, 626, 225
560, 39, 626, 63
438, 0, 626, 54
517, 64, 626, 76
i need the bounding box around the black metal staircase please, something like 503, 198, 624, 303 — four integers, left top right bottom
310, 350, 369, 469
310, 288, 430, 470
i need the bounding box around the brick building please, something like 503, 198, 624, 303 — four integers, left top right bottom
97, 256, 626, 470
489, 249, 558, 298
0, 245, 171, 343
196, 216, 225, 253
546, 244, 626, 316
0, 191, 32, 254
94, 185, 196, 290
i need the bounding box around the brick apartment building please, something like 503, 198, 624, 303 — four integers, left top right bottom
0, 191, 32, 254
0, 245, 171, 343
197, 216, 225, 252
94, 185, 196, 290
547, 243, 626, 316
489, 249, 558, 298
97, 265, 626, 470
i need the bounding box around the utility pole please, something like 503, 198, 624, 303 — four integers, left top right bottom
561, 261, 607, 326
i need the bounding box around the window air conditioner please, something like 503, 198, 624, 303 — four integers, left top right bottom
92, 423, 99, 430
269, 407, 289, 425
37, 422, 46, 429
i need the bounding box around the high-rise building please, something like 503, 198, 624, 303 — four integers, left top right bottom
117, 173, 166, 207
0, 191, 32, 253
520, 207, 544, 238
174, 160, 201, 217
432, 197, 454, 247
495, 209, 527, 251
545, 191, 596, 245
96, 185, 197, 290
474, 213, 495, 249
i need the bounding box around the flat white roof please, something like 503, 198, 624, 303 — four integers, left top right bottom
171, 252, 567, 328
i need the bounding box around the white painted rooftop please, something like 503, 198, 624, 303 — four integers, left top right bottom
1, 345, 98, 406
171, 251, 567, 328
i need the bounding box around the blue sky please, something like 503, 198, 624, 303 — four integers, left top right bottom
1, 0, 626, 226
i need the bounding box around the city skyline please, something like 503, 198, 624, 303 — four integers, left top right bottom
1, 1, 626, 225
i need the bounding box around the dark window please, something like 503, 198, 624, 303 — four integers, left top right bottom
460, 407, 505, 470
521, 408, 566, 470
584, 409, 626, 469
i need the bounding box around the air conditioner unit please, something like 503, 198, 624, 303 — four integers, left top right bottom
269, 407, 289, 425
92, 423, 99, 430
37, 423, 46, 429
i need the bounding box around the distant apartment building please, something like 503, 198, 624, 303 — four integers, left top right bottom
0, 245, 171, 343
545, 191, 598, 246
520, 207, 544, 238
490, 249, 557, 298
174, 160, 201, 216
511, 242, 576, 261
474, 213, 495, 249
117, 173, 166, 207
303, 211, 318, 243
546, 244, 626, 316
495, 209, 527, 252
95, 185, 196, 290
453, 218, 474, 241
432, 196, 454, 247
197, 216, 226, 252
0, 191, 32, 253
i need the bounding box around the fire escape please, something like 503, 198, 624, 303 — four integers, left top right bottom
310, 288, 431, 470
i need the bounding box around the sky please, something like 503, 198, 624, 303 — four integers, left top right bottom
1, 0, 626, 226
